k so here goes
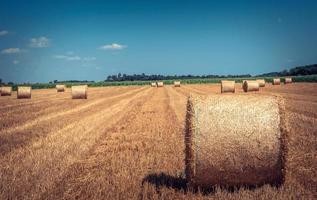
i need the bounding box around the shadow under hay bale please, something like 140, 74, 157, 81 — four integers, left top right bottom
71, 85, 88, 99
0, 86, 12, 96
185, 94, 287, 189
17, 86, 32, 99
221, 80, 235, 93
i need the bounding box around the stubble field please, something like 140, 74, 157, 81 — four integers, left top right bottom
0, 83, 316, 199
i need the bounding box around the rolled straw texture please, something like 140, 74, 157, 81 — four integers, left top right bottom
71, 85, 88, 99
243, 80, 259, 92
221, 80, 235, 93
151, 82, 157, 87
256, 79, 266, 87
157, 82, 164, 87
56, 84, 66, 92
0, 86, 12, 96
185, 94, 286, 187
285, 77, 292, 84
17, 86, 32, 99
273, 78, 281, 85
174, 81, 181, 87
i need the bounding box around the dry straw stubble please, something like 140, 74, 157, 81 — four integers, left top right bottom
0, 86, 12, 96
56, 84, 66, 92
17, 86, 32, 99
221, 80, 235, 93
243, 80, 260, 92
185, 94, 287, 188
71, 85, 88, 99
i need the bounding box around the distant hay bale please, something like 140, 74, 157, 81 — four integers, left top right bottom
221, 80, 235, 93
0, 86, 12, 96
256, 79, 266, 87
243, 80, 259, 92
174, 81, 181, 87
157, 82, 164, 87
285, 77, 292, 84
17, 86, 32, 99
151, 82, 157, 87
273, 78, 281, 85
71, 85, 88, 99
56, 84, 66, 92
185, 94, 286, 187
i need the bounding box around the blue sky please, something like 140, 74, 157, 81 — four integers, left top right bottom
0, 0, 317, 83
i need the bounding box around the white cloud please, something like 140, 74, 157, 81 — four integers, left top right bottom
13, 60, 19, 64
99, 43, 127, 50
0, 30, 9, 36
30, 36, 50, 48
54, 55, 81, 61
1, 48, 21, 54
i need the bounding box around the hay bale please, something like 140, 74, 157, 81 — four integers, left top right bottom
256, 79, 266, 87
0, 86, 12, 96
185, 94, 286, 187
17, 86, 32, 99
56, 84, 66, 92
284, 77, 292, 84
174, 81, 181, 87
243, 80, 259, 92
273, 78, 281, 85
157, 82, 164, 87
71, 85, 88, 99
221, 80, 235, 93
151, 82, 157, 87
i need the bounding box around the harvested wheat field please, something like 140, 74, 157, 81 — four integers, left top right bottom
0, 83, 316, 199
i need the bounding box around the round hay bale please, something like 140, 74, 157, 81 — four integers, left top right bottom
157, 82, 164, 87
273, 78, 281, 85
71, 85, 88, 99
0, 86, 12, 96
151, 82, 157, 87
221, 80, 235, 93
256, 79, 266, 87
185, 94, 286, 187
284, 77, 292, 84
17, 86, 32, 99
243, 80, 259, 92
56, 84, 66, 92
174, 81, 181, 87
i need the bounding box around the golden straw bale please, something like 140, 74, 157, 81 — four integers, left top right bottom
243, 80, 259, 92
285, 77, 292, 84
157, 82, 164, 87
273, 78, 281, 85
174, 81, 181, 87
0, 86, 12, 96
17, 86, 32, 99
71, 85, 88, 99
56, 84, 66, 92
185, 94, 286, 187
221, 80, 235, 93
256, 79, 266, 87
151, 82, 157, 87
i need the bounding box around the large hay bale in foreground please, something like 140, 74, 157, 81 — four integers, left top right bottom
56, 84, 66, 92
273, 78, 281, 85
256, 79, 266, 87
221, 80, 235, 93
185, 94, 286, 187
17, 86, 32, 99
151, 82, 157, 87
284, 77, 292, 84
71, 85, 88, 99
157, 82, 164, 87
174, 81, 181, 87
243, 80, 259, 92
0, 86, 12, 96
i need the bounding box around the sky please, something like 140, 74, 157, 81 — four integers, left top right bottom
0, 0, 317, 83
